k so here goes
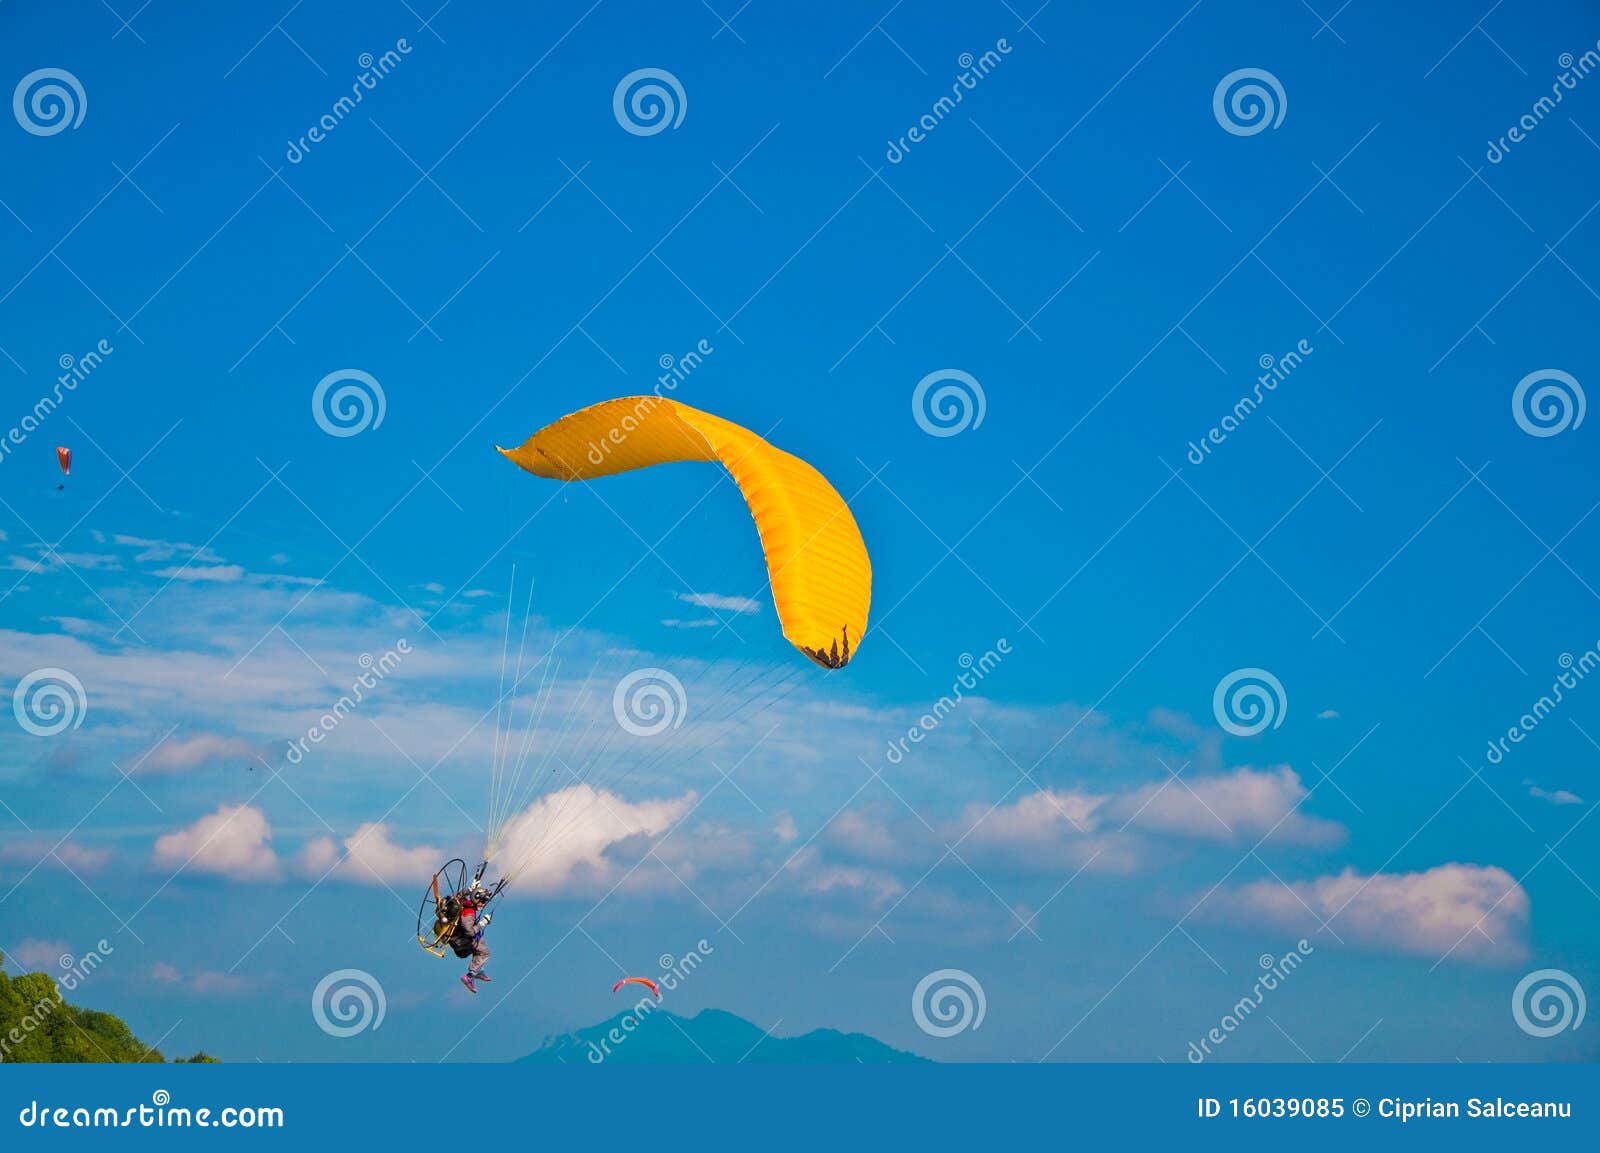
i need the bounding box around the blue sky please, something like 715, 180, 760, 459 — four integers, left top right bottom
1, 0, 1598, 1062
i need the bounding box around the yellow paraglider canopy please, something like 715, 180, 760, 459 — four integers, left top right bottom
498, 396, 871, 668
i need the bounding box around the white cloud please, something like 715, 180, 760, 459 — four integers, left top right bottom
0, 840, 112, 871
1317, 709, 1340, 719
1529, 785, 1583, 806
142, 732, 258, 774
295, 823, 443, 886
959, 789, 1133, 872
6, 939, 70, 971
113, 534, 224, 565
960, 767, 1341, 870
1114, 767, 1344, 846
151, 804, 280, 882
676, 592, 760, 614
1213, 863, 1529, 963
43, 616, 114, 638
827, 809, 905, 861
784, 846, 903, 906
774, 812, 799, 843
151, 564, 245, 583
150, 962, 181, 983
491, 784, 693, 894
190, 971, 252, 996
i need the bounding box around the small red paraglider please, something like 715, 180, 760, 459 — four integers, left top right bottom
55, 446, 71, 490
612, 976, 660, 999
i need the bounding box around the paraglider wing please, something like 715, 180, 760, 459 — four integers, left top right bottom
498, 397, 871, 668
56, 446, 71, 475
612, 976, 661, 999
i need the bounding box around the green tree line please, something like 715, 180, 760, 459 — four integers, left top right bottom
1, 952, 215, 1063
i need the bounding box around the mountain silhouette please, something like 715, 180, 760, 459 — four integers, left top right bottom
521, 1007, 926, 1064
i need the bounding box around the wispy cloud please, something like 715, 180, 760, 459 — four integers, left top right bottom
151, 564, 246, 583
142, 732, 259, 774
1205, 863, 1529, 964
1528, 784, 1583, 805
0, 840, 113, 872
960, 765, 1344, 872
676, 592, 760, 614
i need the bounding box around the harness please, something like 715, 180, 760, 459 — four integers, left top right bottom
448, 902, 480, 958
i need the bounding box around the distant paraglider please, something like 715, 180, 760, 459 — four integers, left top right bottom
612, 976, 661, 999
55, 446, 71, 491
